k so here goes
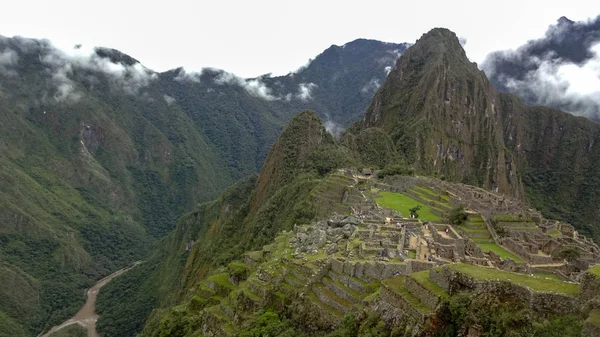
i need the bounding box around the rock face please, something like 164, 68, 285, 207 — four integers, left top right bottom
362, 28, 523, 197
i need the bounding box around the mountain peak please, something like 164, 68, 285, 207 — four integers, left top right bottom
361, 27, 522, 197
251, 110, 332, 210
403, 28, 470, 66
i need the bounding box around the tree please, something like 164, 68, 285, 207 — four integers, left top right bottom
409, 205, 421, 219
448, 207, 468, 227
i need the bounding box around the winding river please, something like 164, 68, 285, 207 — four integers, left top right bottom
39, 261, 142, 337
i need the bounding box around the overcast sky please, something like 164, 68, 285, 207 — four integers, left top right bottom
1, 0, 600, 78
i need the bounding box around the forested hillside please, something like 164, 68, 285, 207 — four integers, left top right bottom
0, 34, 406, 336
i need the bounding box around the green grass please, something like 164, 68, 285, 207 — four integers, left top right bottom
382, 276, 433, 313
375, 191, 443, 221
458, 226, 489, 233
587, 309, 600, 327
589, 265, 600, 277
208, 273, 235, 289
406, 250, 417, 259
533, 273, 561, 281
447, 263, 579, 296
548, 230, 560, 236
410, 271, 449, 299
476, 242, 523, 262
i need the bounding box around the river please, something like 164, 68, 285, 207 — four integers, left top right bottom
39, 261, 143, 337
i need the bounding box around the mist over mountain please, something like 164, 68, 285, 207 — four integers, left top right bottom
483, 15, 600, 121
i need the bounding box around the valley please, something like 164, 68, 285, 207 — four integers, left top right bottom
39, 261, 142, 337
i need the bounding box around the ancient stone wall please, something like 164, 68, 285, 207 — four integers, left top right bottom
579, 270, 600, 302
428, 268, 451, 292
379, 284, 427, 323
405, 276, 439, 309
582, 320, 600, 337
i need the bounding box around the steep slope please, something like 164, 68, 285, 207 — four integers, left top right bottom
354, 28, 600, 240
360, 28, 522, 197
498, 95, 600, 238
0, 36, 228, 335
96, 111, 358, 337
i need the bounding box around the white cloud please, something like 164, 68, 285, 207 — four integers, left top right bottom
502, 43, 600, 118
361, 78, 381, 94
214, 70, 277, 100
163, 94, 176, 105
296, 82, 317, 101
384, 66, 392, 75
324, 118, 344, 139
0, 48, 18, 76
174, 67, 202, 82
40, 43, 157, 102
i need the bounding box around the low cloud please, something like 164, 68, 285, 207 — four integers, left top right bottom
296, 82, 317, 101
3, 36, 157, 103
482, 16, 600, 120
384, 66, 393, 75
0, 48, 18, 76
163, 94, 176, 105
324, 118, 344, 139
174, 68, 202, 82
213, 70, 277, 100
361, 78, 381, 94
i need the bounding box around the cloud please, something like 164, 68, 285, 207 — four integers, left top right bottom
324, 115, 344, 139
296, 82, 317, 101
459, 37, 467, 46
174, 67, 202, 82
5, 38, 159, 103
213, 70, 277, 100
163, 94, 176, 105
361, 78, 381, 94
384, 66, 393, 75
482, 15, 600, 120
0, 48, 18, 76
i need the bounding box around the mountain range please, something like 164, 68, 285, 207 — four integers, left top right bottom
96, 27, 600, 337
1, 19, 600, 337
0, 35, 407, 336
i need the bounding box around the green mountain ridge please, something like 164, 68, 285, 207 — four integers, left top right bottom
0, 34, 407, 336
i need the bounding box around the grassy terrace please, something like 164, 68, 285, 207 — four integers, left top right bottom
589, 264, 600, 277
383, 276, 433, 313
447, 263, 579, 296
375, 191, 443, 221
208, 273, 235, 289
587, 309, 600, 327
410, 270, 449, 299
476, 241, 523, 262
533, 273, 562, 281
548, 230, 560, 236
